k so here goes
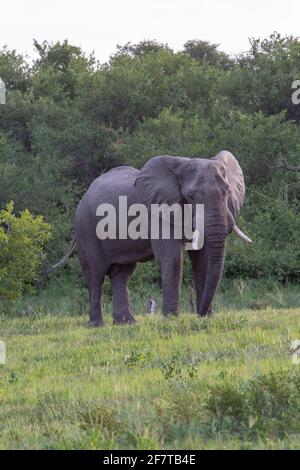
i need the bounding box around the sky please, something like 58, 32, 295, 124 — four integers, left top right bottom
1, 0, 299, 62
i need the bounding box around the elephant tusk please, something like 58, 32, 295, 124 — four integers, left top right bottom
233, 224, 252, 243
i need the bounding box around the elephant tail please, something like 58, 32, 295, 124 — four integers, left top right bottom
47, 235, 77, 274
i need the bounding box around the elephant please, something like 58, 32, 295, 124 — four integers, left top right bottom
50, 150, 251, 326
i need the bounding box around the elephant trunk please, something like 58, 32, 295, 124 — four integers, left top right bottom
198, 238, 226, 316
197, 212, 228, 316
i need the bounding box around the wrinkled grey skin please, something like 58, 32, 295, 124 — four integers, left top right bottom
70, 150, 245, 326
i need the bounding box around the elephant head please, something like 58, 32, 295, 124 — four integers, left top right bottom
135, 150, 251, 315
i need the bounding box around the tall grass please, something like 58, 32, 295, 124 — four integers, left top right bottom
6, 275, 300, 319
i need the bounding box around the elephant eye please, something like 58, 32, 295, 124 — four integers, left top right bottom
186, 191, 206, 202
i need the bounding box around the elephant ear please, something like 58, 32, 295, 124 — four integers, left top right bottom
212, 150, 245, 218
134, 155, 187, 206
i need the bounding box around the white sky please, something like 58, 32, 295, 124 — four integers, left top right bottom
1, 0, 299, 62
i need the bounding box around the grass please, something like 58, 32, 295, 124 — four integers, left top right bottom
1, 296, 300, 449
9, 274, 300, 318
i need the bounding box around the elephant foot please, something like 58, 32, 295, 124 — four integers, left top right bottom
207, 305, 214, 316
163, 311, 179, 318
113, 313, 136, 325
87, 319, 103, 328
198, 306, 214, 317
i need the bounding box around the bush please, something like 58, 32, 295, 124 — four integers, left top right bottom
0, 202, 51, 301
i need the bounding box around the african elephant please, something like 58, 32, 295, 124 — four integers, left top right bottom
51, 150, 251, 326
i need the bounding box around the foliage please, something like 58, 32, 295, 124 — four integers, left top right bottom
204, 369, 300, 439
0, 33, 300, 287
0, 202, 51, 301
183, 39, 233, 69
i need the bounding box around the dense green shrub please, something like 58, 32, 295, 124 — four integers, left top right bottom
0, 202, 51, 301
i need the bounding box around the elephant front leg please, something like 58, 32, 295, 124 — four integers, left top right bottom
152, 239, 184, 316
109, 263, 137, 324
188, 245, 213, 316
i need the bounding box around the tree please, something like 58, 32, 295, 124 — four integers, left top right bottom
184, 39, 233, 69
0, 46, 30, 92
115, 40, 171, 58
32, 40, 96, 100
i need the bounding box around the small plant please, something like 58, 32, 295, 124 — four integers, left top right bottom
235, 279, 248, 297
77, 401, 124, 437
160, 351, 197, 380
124, 351, 143, 367
266, 284, 285, 307
124, 350, 152, 368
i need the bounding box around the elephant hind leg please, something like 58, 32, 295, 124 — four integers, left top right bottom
77, 241, 107, 327
109, 263, 137, 324
87, 272, 105, 327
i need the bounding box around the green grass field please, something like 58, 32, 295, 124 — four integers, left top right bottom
1, 302, 300, 449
